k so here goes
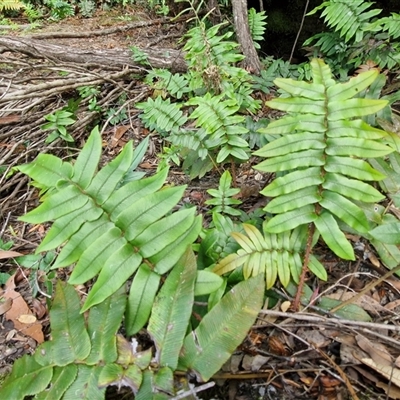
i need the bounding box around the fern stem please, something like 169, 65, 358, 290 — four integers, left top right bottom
292, 222, 315, 311
230, 157, 237, 187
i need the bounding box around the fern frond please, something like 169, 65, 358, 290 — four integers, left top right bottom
16, 127, 201, 311
187, 93, 249, 162
254, 59, 392, 260
214, 223, 327, 289
308, 0, 381, 43
369, 12, 400, 39
136, 96, 187, 134
248, 8, 267, 49
205, 170, 242, 216
168, 128, 208, 159
0, 0, 25, 11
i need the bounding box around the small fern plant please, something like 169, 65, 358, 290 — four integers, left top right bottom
136, 13, 263, 178
0, 0, 25, 11
305, 0, 400, 71
205, 170, 242, 216
254, 58, 393, 262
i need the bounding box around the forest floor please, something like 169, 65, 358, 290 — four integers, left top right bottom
1, 7, 400, 400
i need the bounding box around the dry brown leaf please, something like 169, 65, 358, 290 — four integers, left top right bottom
299, 329, 330, 348
0, 250, 23, 259
3, 275, 44, 344
356, 334, 392, 367
376, 381, 400, 399
385, 299, 400, 311
110, 125, 129, 148
361, 358, 400, 389
0, 297, 12, 315
320, 375, 341, 388
32, 298, 47, 319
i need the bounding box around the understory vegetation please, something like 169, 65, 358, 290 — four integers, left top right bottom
1, 0, 400, 398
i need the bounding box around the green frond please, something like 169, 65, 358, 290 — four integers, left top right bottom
369, 12, 400, 39
16, 127, 202, 311
136, 96, 187, 134
213, 223, 325, 289
308, 0, 382, 43
187, 93, 249, 162
255, 58, 392, 260
0, 0, 25, 11
248, 8, 267, 49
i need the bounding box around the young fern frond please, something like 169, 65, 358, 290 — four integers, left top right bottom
214, 223, 327, 289
248, 8, 267, 49
187, 93, 249, 163
136, 97, 187, 134
16, 127, 201, 312
254, 58, 392, 260
308, 0, 381, 43
205, 170, 242, 216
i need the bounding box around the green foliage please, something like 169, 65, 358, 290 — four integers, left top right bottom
305, 1, 400, 72
308, 0, 381, 43
135, 16, 261, 178
205, 170, 242, 216
44, 0, 75, 20
78, 0, 95, 18
16, 127, 201, 312
0, 0, 25, 11
41, 109, 76, 144
0, 254, 263, 398
214, 222, 327, 289
254, 58, 392, 260
136, 96, 187, 135
248, 8, 267, 49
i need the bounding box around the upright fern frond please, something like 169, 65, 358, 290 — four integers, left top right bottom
248, 8, 267, 49
308, 0, 381, 43
254, 58, 392, 260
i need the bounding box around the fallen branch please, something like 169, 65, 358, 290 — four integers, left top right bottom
0, 36, 187, 72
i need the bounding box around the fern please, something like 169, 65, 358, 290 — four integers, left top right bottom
214, 222, 327, 289
205, 170, 242, 216
0, 254, 264, 398
136, 96, 187, 135
307, 0, 381, 43
187, 93, 249, 163
15, 127, 202, 312
368, 12, 400, 40
248, 8, 267, 49
0, 0, 25, 11
254, 58, 393, 261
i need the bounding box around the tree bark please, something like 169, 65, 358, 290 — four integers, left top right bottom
0, 36, 188, 73
231, 0, 261, 75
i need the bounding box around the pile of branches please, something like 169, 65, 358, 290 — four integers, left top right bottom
0, 32, 186, 217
